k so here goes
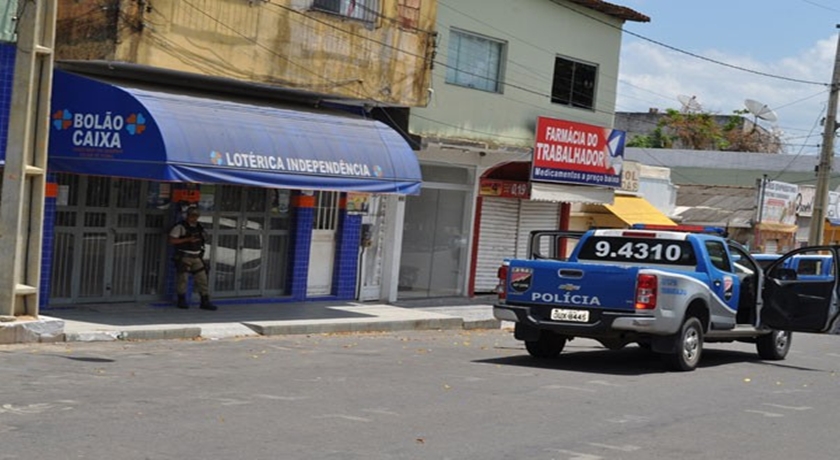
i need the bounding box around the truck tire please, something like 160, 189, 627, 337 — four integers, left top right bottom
665, 317, 703, 371
525, 332, 566, 359
756, 330, 791, 360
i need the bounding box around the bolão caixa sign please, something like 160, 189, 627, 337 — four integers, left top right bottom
531, 117, 626, 188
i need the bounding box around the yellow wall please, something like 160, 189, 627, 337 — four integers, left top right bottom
56, 0, 436, 107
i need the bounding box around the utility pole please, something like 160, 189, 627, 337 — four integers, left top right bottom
0, 0, 56, 316
808, 25, 840, 246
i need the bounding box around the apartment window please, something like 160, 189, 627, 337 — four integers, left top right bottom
445, 29, 505, 93
311, 0, 379, 23
397, 0, 421, 30
551, 56, 597, 110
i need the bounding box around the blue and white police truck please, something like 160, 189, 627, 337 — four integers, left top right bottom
494, 225, 840, 371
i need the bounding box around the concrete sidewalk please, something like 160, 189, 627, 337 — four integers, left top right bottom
0, 296, 503, 344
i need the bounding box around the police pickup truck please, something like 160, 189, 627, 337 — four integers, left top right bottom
494, 225, 840, 371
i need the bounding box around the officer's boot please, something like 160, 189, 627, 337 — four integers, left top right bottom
176, 294, 189, 309
200, 295, 218, 311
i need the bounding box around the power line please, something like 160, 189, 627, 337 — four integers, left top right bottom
769, 103, 828, 181
548, 0, 829, 87
153, 1, 823, 154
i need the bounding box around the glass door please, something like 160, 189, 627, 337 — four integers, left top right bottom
400, 188, 470, 298
206, 185, 291, 298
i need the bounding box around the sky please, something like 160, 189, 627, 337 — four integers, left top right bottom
615, 0, 840, 156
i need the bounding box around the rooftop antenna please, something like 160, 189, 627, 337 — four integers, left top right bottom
744, 98, 778, 133
677, 94, 703, 113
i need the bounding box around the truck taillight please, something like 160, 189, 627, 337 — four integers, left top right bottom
496, 264, 509, 300
635, 274, 657, 310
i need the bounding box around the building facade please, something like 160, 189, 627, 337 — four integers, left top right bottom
2, 0, 439, 308
403, 0, 650, 297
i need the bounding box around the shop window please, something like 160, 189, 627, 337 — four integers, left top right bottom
445, 28, 505, 93
246, 188, 267, 213
56, 173, 80, 207
311, 0, 379, 23
115, 179, 141, 208
85, 176, 110, 208
551, 56, 597, 110
217, 185, 243, 212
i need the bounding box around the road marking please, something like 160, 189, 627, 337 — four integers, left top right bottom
0, 402, 75, 415
587, 442, 641, 452
770, 389, 811, 395
254, 394, 308, 401
362, 408, 401, 416
545, 449, 603, 460
588, 380, 624, 387
745, 409, 783, 417
606, 415, 651, 424
443, 374, 485, 382
542, 385, 597, 393
763, 403, 812, 411
215, 398, 251, 406
313, 414, 373, 423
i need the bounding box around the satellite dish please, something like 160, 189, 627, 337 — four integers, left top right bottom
744, 99, 778, 123
677, 94, 703, 113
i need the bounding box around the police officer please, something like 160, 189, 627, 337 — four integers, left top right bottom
168, 206, 217, 310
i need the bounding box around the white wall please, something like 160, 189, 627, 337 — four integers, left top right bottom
410, 0, 625, 149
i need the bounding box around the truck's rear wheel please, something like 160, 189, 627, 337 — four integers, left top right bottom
665, 317, 703, 371
525, 333, 566, 358
756, 330, 791, 360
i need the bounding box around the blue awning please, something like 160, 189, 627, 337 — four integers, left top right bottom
48, 70, 421, 194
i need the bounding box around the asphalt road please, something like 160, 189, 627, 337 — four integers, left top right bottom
1, 329, 839, 460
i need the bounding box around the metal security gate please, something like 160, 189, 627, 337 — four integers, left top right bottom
207, 185, 292, 298
473, 199, 560, 293
515, 200, 560, 259
474, 197, 520, 293
50, 175, 168, 304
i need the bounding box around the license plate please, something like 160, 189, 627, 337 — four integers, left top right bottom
550, 308, 589, 322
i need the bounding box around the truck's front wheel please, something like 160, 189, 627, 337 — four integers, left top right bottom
756, 330, 791, 360
665, 317, 703, 371
525, 332, 566, 358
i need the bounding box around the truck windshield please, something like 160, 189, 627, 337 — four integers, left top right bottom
576, 236, 698, 267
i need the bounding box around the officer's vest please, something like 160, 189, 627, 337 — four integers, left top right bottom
174, 222, 205, 253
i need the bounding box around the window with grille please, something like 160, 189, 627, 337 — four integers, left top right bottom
311, 0, 379, 23
314, 191, 340, 231
445, 28, 505, 93
551, 56, 597, 110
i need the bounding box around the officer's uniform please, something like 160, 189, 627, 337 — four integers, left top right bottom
169, 208, 216, 310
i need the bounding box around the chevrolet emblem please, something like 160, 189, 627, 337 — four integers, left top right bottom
558, 283, 580, 291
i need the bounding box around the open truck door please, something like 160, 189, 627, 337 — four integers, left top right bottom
761, 246, 840, 333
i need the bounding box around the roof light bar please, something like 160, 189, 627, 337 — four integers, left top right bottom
630, 223, 727, 236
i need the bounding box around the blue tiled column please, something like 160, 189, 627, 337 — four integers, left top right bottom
163, 185, 197, 304
39, 174, 58, 307
333, 210, 362, 299
288, 193, 314, 301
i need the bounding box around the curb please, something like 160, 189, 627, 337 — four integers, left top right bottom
245, 317, 465, 336
0, 317, 65, 344
7, 313, 503, 344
